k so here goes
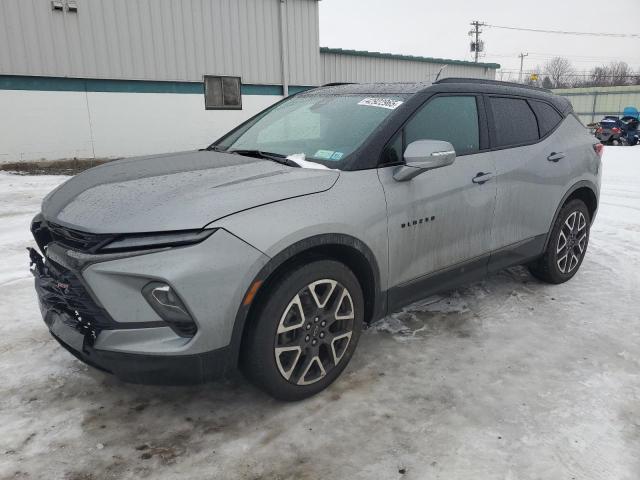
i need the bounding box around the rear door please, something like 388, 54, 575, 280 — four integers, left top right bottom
487, 95, 569, 266
377, 94, 497, 300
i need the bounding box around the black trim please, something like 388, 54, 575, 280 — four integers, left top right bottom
488, 235, 546, 273
228, 234, 384, 367
434, 77, 552, 94
388, 254, 489, 312
51, 330, 231, 385
388, 234, 547, 314
476, 94, 491, 151
543, 180, 599, 250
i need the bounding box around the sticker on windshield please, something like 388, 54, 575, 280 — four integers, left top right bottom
357, 97, 404, 110
314, 149, 335, 159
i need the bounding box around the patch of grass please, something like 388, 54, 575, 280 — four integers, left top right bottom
0, 158, 116, 176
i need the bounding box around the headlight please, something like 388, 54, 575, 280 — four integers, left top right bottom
100, 229, 216, 253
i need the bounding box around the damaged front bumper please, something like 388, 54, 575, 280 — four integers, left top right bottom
29, 247, 233, 384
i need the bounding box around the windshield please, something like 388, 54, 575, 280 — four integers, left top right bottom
214, 94, 408, 168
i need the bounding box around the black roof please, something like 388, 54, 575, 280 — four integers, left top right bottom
306, 82, 433, 95
304, 78, 572, 115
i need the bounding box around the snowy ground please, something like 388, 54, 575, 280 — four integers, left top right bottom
1, 147, 639, 480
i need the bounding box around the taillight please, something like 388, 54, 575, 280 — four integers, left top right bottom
593, 143, 604, 157
612, 127, 621, 134
596, 127, 603, 134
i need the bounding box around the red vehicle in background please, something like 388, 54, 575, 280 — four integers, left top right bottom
595, 116, 622, 145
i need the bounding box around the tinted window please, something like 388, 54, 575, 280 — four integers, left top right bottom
405, 96, 479, 155
489, 97, 538, 147
530, 100, 563, 137
381, 131, 403, 165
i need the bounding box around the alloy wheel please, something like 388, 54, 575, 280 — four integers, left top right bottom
556, 210, 588, 274
274, 279, 355, 386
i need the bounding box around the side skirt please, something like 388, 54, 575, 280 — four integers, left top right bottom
487, 234, 546, 274
386, 235, 546, 314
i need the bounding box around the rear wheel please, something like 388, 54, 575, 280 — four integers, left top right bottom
242, 260, 364, 401
528, 199, 590, 284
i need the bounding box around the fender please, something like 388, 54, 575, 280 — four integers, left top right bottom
226, 233, 384, 368
543, 179, 599, 251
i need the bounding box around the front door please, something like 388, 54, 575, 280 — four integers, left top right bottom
377, 95, 497, 307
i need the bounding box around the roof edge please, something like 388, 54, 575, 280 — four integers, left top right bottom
320, 47, 501, 69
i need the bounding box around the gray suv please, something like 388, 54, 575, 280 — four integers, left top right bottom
30, 79, 602, 400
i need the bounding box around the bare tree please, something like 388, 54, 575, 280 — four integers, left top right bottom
587, 62, 634, 87
607, 61, 633, 86
589, 66, 609, 87
543, 57, 575, 88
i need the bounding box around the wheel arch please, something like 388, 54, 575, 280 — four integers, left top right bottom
544, 180, 598, 250
228, 234, 384, 368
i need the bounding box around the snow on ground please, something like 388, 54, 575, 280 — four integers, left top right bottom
1, 147, 639, 480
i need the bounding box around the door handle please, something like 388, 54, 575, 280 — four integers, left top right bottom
472, 172, 493, 185
547, 152, 565, 162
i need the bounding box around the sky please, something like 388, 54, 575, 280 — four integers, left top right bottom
318, 0, 640, 82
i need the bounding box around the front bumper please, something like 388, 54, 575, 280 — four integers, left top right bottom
30, 227, 269, 384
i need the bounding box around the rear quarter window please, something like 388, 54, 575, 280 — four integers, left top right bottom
489, 97, 539, 148
530, 100, 563, 137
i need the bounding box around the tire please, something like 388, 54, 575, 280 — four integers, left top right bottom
528, 199, 590, 284
241, 260, 364, 401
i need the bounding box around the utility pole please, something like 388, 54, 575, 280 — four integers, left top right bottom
469, 21, 485, 62
518, 52, 529, 83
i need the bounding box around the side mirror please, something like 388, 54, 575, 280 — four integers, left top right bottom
393, 140, 456, 182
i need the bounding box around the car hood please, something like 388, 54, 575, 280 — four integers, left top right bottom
42, 150, 339, 234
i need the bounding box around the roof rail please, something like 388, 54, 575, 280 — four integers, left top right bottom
434, 77, 552, 93
321, 82, 357, 87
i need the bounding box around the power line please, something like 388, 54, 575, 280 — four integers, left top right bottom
485, 24, 640, 38
487, 52, 639, 62
497, 70, 639, 78
528, 52, 638, 60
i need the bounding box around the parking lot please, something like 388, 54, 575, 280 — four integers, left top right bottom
1, 146, 639, 480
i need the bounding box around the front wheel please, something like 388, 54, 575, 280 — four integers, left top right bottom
241, 260, 364, 401
528, 199, 590, 284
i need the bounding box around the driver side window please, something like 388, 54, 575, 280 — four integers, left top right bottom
405, 95, 480, 156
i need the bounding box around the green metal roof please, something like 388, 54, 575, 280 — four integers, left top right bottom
320, 47, 500, 69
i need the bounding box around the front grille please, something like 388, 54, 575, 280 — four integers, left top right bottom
29, 248, 117, 343
31, 218, 113, 254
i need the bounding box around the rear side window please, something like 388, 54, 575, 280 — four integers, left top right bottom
405, 96, 480, 155
530, 100, 563, 137
489, 97, 538, 147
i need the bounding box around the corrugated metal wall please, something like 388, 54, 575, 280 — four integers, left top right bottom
553, 85, 640, 125
0, 0, 320, 86
320, 51, 497, 84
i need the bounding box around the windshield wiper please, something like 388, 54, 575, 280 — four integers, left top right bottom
205, 145, 226, 152
227, 149, 300, 167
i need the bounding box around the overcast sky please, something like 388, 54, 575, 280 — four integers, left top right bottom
319, 0, 640, 81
